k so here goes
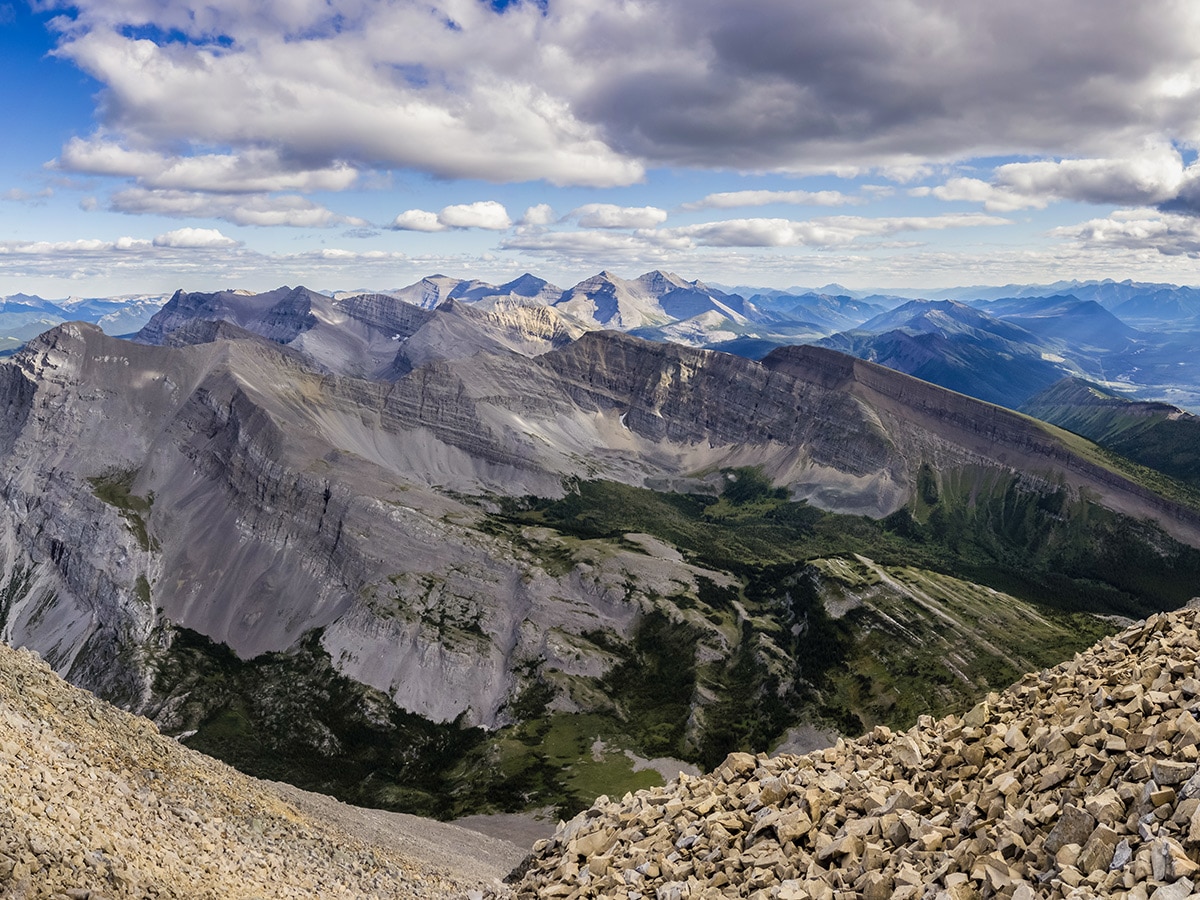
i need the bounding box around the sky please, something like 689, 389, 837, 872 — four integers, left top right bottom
5, 0, 1200, 298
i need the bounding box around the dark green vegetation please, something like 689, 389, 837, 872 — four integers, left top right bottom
505, 469, 1200, 618
149, 627, 664, 820
150, 628, 486, 818
149, 465, 1200, 820
1023, 378, 1200, 490
88, 469, 157, 552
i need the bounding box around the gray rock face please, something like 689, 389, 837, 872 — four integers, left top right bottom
2, 309, 1200, 734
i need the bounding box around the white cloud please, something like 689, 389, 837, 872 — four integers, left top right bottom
110, 188, 363, 228
391, 209, 447, 232
3, 187, 54, 203
499, 212, 1011, 271
502, 230, 654, 254
680, 190, 859, 211
654, 213, 1010, 248
917, 144, 1199, 212
437, 201, 512, 231
1052, 209, 1200, 256
51, 10, 642, 188
42, 0, 1200, 192
392, 201, 511, 232
994, 145, 1187, 206
152, 227, 240, 249
519, 203, 557, 226
0, 238, 148, 255
860, 185, 897, 199
58, 138, 358, 194
567, 204, 668, 228
910, 178, 1047, 213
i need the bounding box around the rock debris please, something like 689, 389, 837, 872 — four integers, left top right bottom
512, 604, 1200, 899
0, 642, 498, 899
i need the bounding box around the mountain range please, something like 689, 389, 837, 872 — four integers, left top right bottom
4, 275, 1200, 819
0, 292, 169, 353
13, 270, 1200, 414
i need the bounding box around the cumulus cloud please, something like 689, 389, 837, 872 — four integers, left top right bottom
654, 213, 1010, 248
519, 203, 557, 226
391, 209, 448, 232
39, 0, 1200, 191
48, 5, 641, 188
58, 138, 359, 194
567, 204, 668, 228
152, 227, 240, 249
110, 188, 363, 228
909, 178, 1046, 213
917, 144, 1200, 212
1053, 209, 1200, 256
680, 190, 859, 211
437, 201, 512, 230
392, 201, 511, 232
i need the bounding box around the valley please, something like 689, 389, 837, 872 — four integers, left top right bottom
2, 275, 1200, 825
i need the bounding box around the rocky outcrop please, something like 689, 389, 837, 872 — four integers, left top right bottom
0, 324, 730, 725
513, 603, 1200, 900
766, 345, 1200, 544
0, 640, 511, 899
4, 319, 1200, 731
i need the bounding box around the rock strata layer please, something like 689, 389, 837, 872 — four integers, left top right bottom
513, 604, 1200, 900
0, 641, 507, 899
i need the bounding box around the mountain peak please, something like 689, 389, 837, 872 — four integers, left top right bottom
499, 272, 556, 296
635, 269, 691, 291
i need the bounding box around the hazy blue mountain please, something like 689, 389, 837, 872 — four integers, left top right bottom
0, 292, 168, 352
819, 299, 1079, 408
970, 295, 1142, 353
748, 291, 889, 333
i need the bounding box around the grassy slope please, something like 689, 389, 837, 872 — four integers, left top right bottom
1023, 378, 1200, 491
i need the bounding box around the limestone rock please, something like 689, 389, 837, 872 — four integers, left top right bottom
513, 607, 1200, 900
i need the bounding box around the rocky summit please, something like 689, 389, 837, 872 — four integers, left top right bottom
0, 639, 520, 899
511, 604, 1200, 900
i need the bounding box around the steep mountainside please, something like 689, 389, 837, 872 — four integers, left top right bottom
6, 305, 1200, 819
1022, 378, 1200, 489
0, 640, 513, 899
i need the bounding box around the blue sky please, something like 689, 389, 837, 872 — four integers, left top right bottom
5, 0, 1200, 297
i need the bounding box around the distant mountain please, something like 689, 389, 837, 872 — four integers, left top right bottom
548, 269, 675, 329
819, 299, 1078, 408
2, 292, 65, 314
0, 291, 168, 352
969, 295, 1141, 353
134, 284, 585, 380
748, 291, 887, 333
924, 279, 1200, 327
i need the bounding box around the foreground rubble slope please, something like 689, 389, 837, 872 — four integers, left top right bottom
515, 604, 1200, 900
0, 641, 514, 899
